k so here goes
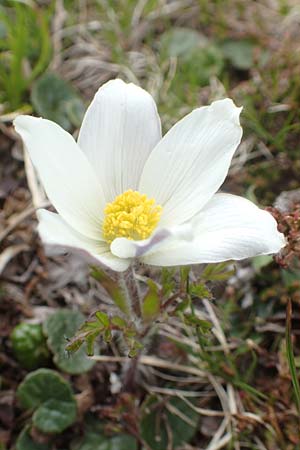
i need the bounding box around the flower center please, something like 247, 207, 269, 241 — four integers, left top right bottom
102, 189, 162, 244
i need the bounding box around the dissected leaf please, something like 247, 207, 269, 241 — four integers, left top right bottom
96, 311, 110, 328
43, 309, 95, 374
201, 262, 235, 281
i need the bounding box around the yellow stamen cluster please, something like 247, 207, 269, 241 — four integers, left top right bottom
102, 189, 162, 244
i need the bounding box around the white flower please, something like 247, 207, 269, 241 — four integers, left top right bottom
14, 79, 285, 272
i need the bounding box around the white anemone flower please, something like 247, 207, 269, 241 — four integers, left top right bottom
14, 79, 285, 272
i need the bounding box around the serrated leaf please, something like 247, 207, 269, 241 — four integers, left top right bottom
141, 395, 198, 450
31, 72, 85, 131
43, 310, 95, 374
17, 369, 76, 434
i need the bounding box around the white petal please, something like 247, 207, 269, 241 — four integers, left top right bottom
37, 209, 130, 272
139, 99, 242, 227
110, 223, 194, 259
142, 194, 286, 266
78, 79, 162, 202
14, 116, 105, 240
110, 228, 178, 258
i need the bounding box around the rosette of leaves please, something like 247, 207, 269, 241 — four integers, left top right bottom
17, 368, 77, 434
43, 309, 95, 374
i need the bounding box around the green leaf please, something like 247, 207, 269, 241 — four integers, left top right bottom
10, 322, 50, 370
142, 280, 160, 321
184, 314, 212, 331
252, 255, 273, 273
190, 283, 212, 299
91, 268, 130, 315
33, 399, 76, 434
103, 328, 112, 343
0, 3, 51, 110
43, 309, 95, 374
111, 316, 127, 328
160, 28, 224, 86
31, 72, 85, 131
127, 339, 143, 358
102, 435, 137, 450
17, 369, 76, 434
286, 299, 300, 413
221, 39, 255, 70
161, 268, 176, 297
141, 395, 198, 450
85, 332, 99, 357
72, 417, 137, 450
17, 368, 74, 409
282, 268, 300, 287
95, 311, 110, 328
202, 262, 235, 281
16, 426, 51, 450
160, 27, 205, 59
